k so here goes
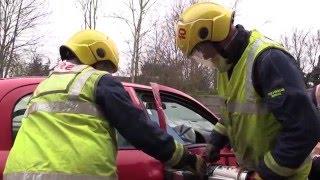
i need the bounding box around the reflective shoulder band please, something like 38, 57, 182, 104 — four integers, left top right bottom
25, 101, 101, 117
4, 172, 117, 180
263, 152, 308, 177
213, 122, 227, 136
69, 68, 97, 97
165, 141, 184, 167
214, 96, 226, 106
226, 101, 269, 114
246, 39, 264, 100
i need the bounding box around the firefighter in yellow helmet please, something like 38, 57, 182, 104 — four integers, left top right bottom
176, 2, 320, 180
4, 30, 206, 180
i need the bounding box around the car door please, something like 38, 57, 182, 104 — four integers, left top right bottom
116, 86, 164, 180
1, 82, 164, 180
135, 84, 215, 179
0, 83, 38, 180
150, 83, 237, 167
150, 83, 216, 151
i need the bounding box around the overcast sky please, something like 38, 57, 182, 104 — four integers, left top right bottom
36, 0, 320, 71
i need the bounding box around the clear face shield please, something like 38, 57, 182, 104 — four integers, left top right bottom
190, 49, 232, 72
190, 50, 216, 69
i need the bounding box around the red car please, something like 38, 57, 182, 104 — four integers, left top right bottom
0, 77, 236, 180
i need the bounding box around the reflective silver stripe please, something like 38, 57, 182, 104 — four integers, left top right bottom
26, 101, 101, 117
214, 96, 226, 106
198, 96, 226, 106
213, 122, 227, 135
51, 71, 79, 75
69, 68, 97, 97
227, 101, 269, 114
246, 39, 264, 101
165, 140, 184, 166
264, 152, 311, 177
4, 172, 117, 180
71, 65, 89, 72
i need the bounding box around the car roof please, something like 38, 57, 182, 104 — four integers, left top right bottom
122, 82, 152, 90
0, 77, 43, 98
0, 76, 218, 122
0, 77, 201, 105
0, 76, 152, 88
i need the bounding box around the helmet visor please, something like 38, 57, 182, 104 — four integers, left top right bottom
190, 48, 219, 69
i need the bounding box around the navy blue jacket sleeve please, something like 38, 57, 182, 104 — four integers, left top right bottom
94, 75, 176, 162
253, 49, 320, 179
307, 86, 317, 107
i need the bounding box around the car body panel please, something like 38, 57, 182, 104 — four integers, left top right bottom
0, 83, 38, 149
0, 78, 167, 180
0, 77, 236, 180
150, 83, 168, 130
117, 150, 164, 180
0, 151, 9, 180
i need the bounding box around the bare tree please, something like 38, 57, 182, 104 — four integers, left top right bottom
232, 0, 242, 10
9, 49, 51, 76
281, 29, 309, 72
8, 45, 52, 76
0, 0, 48, 78
111, 0, 156, 82
77, 0, 99, 29
139, 0, 215, 94
26, 51, 50, 76
281, 29, 320, 86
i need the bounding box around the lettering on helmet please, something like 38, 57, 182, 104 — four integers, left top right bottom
178, 28, 186, 39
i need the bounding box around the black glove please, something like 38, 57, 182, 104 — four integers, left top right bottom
309, 156, 320, 180
205, 130, 228, 162
204, 144, 220, 162
173, 148, 207, 177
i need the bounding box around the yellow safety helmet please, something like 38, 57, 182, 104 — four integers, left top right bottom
60, 30, 119, 72
176, 2, 234, 56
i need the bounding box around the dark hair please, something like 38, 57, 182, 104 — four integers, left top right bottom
60, 46, 78, 60
92, 60, 117, 73
59, 46, 81, 64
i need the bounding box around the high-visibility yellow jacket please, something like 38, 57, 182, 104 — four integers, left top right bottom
4, 65, 118, 180
214, 30, 311, 179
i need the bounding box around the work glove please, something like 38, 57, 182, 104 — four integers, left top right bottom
204, 144, 220, 162
192, 154, 207, 176
173, 148, 207, 177
248, 172, 263, 180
